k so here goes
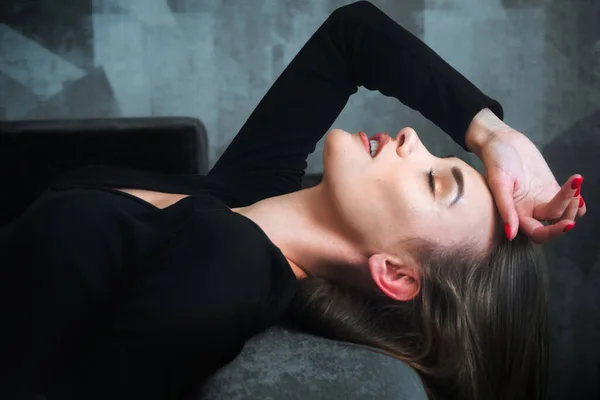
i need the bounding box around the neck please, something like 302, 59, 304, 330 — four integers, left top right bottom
232, 183, 369, 282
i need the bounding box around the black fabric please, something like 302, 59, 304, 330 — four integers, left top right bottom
0, 2, 504, 400
0, 188, 296, 400
0, 117, 208, 227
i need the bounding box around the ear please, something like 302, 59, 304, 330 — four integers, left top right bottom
367, 253, 420, 301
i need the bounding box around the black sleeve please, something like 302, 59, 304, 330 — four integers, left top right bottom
208, 1, 503, 204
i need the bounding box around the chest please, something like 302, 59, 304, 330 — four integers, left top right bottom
115, 188, 191, 209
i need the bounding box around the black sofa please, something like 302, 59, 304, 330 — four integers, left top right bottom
0, 117, 427, 400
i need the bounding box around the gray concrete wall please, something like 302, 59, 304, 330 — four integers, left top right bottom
2, 0, 598, 173
1, 0, 598, 398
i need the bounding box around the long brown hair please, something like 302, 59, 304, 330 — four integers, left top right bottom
281, 221, 548, 400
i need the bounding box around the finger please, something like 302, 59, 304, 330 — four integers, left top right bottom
533, 175, 583, 221
558, 196, 580, 222
488, 177, 519, 240
576, 195, 587, 218
520, 216, 576, 244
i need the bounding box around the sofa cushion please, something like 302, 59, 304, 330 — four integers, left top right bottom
193, 325, 427, 400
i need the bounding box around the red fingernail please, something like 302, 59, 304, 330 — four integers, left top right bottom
504, 223, 511, 240
572, 176, 583, 196
579, 196, 585, 208
563, 222, 576, 232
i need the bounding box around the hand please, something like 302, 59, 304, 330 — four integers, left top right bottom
466, 109, 586, 244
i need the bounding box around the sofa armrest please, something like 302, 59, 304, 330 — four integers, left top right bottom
0, 117, 208, 226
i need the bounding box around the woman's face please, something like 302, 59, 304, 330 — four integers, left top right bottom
321, 127, 498, 255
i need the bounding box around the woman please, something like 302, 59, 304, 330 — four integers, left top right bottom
0, 2, 586, 400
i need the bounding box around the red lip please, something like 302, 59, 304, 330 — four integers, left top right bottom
369, 133, 390, 158
359, 132, 371, 154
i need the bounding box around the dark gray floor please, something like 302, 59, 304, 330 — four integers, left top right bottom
1, 0, 598, 399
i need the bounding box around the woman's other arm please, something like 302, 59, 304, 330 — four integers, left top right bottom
208, 1, 503, 203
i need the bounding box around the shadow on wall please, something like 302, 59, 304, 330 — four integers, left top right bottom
541, 108, 600, 400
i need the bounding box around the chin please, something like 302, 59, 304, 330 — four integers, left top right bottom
322, 129, 370, 197
321, 129, 376, 240
323, 129, 367, 171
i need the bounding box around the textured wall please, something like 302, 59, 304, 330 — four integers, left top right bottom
3, 0, 598, 173
1, 0, 599, 398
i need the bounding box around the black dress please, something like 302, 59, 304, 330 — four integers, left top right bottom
0, 2, 503, 399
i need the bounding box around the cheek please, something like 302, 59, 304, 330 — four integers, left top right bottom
374, 183, 419, 226
380, 176, 445, 236
381, 171, 426, 213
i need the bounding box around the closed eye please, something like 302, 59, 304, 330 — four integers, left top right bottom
428, 168, 435, 194
438, 155, 464, 207
429, 155, 456, 197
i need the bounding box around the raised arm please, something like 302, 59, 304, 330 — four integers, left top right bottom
208, 1, 503, 204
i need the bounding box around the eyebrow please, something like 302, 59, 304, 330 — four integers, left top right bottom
449, 166, 464, 207
439, 155, 464, 207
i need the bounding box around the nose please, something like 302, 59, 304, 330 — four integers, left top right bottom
395, 127, 420, 158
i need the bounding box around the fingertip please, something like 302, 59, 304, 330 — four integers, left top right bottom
504, 223, 512, 240
571, 175, 584, 192
563, 221, 576, 233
